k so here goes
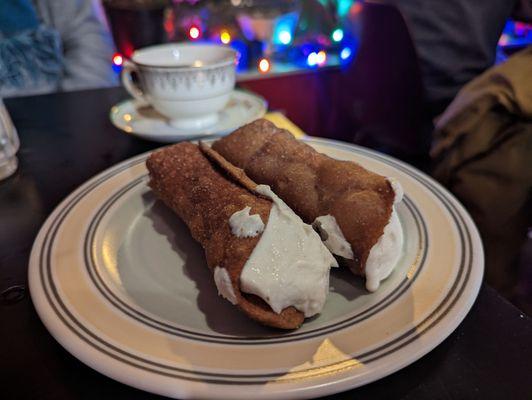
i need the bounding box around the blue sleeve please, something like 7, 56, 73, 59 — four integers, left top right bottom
0, 25, 63, 97
0, 0, 39, 36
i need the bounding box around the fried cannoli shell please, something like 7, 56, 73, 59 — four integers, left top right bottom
146, 142, 304, 329
212, 119, 396, 274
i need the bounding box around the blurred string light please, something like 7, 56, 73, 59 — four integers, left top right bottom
498, 33, 510, 46
350, 1, 363, 15
189, 25, 200, 40
514, 22, 527, 36
168, 3, 359, 74
316, 50, 327, 65
337, 0, 355, 17
230, 39, 248, 71
273, 11, 298, 45
278, 30, 292, 45
258, 58, 271, 73
307, 52, 318, 66
112, 53, 123, 73
220, 30, 231, 44
497, 21, 532, 48
307, 51, 327, 67
332, 28, 344, 42
340, 47, 352, 60
112, 53, 123, 66
318, 0, 354, 16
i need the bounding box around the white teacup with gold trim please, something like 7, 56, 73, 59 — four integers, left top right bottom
121, 43, 237, 130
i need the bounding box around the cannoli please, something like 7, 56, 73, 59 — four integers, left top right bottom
146, 142, 337, 329
212, 119, 404, 292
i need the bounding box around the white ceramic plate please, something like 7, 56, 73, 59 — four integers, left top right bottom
29, 138, 483, 399
109, 90, 267, 142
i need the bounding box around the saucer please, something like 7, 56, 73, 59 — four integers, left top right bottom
110, 90, 267, 143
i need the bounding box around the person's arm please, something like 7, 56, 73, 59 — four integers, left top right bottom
0, 1, 63, 97
47, 0, 118, 91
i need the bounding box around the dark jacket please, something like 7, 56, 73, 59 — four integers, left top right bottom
432, 47, 532, 296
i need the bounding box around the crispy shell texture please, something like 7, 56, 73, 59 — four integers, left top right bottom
146, 142, 304, 329
212, 119, 396, 273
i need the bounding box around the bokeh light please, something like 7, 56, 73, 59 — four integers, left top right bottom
189, 26, 200, 40
258, 58, 271, 73
220, 30, 231, 44
278, 30, 292, 45
112, 53, 123, 66
307, 52, 318, 66
340, 47, 352, 60
316, 50, 327, 66
332, 28, 344, 42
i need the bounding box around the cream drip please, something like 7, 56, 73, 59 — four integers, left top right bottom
213, 266, 238, 305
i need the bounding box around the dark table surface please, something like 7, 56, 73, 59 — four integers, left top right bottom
1, 87, 531, 400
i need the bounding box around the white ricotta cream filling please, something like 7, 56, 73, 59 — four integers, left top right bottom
388, 177, 404, 205
238, 185, 338, 318
364, 207, 403, 292
364, 178, 404, 292
312, 178, 405, 292
213, 266, 238, 305
229, 206, 265, 237
313, 215, 354, 259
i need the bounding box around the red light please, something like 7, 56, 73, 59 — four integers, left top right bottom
350, 2, 363, 15
112, 53, 123, 66
189, 26, 200, 40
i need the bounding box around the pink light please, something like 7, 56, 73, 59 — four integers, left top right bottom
498, 33, 510, 46
515, 22, 526, 36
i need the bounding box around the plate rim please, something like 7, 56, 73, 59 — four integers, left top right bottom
28, 137, 484, 399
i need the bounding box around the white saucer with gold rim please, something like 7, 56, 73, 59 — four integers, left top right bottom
110, 90, 267, 142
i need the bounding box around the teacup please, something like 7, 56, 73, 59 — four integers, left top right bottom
121, 43, 237, 129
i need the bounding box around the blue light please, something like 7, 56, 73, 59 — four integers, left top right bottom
112, 63, 123, 74
332, 28, 344, 42
272, 11, 298, 45
340, 47, 352, 60
230, 39, 248, 71
307, 52, 318, 66
278, 30, 292, 45
337, 0, 354, 17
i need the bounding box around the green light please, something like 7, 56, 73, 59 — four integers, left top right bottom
337, 0, 354, 17
332, 28, 344, 42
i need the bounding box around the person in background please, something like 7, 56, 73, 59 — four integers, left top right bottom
431, 46, 532, 314
389, 0, 527, 118
0, 0, 117, 98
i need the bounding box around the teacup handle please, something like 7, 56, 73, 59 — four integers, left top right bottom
121, 60, 147, 104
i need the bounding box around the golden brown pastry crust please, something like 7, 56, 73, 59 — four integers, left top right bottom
212, 119, 396, 274
146, 142, 304, 329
